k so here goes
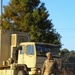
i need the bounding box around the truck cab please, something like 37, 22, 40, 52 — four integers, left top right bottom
16, 42, 61, 75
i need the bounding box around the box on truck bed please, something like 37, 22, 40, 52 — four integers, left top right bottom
0, 29, 30, 67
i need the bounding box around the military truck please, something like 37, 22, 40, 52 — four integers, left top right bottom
0, 29, 61, 75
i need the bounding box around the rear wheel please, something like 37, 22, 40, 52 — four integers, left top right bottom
18, 70, 27, 75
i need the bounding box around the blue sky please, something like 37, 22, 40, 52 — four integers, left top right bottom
0, 0, 75, 50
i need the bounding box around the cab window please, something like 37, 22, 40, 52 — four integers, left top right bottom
26, 45, 34, 55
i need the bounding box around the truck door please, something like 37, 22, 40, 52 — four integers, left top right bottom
24, 44, 36, 67
18, 45, 25, 64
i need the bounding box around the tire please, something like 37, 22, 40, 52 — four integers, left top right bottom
18, 70, 27, 75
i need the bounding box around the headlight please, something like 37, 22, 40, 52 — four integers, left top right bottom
36, 68, 41, 74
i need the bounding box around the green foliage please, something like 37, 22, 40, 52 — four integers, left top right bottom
61, 49, 75, 63
1, 0, 61, 47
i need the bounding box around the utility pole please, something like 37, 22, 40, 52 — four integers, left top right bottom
0, 0, 2, 26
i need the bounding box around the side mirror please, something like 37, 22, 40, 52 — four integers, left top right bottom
18, 46, 22, 50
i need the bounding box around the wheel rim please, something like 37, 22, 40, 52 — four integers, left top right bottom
18, 70, 26, 75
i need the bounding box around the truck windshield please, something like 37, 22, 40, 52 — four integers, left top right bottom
36, 44, 60, 56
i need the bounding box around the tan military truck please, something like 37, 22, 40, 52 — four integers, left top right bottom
0, 29, 61, 75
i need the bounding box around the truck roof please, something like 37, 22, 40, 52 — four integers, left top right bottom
20, 42, 59, 47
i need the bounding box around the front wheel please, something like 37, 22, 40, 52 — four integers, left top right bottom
18, 70, 27, 75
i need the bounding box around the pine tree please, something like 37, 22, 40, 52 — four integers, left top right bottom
1, 0, 61, 47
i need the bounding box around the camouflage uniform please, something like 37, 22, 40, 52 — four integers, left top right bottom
41, 52, 58, 75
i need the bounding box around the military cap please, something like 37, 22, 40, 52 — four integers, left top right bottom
46, 52, 52, 57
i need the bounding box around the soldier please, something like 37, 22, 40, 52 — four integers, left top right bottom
41, 52, 58, 75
